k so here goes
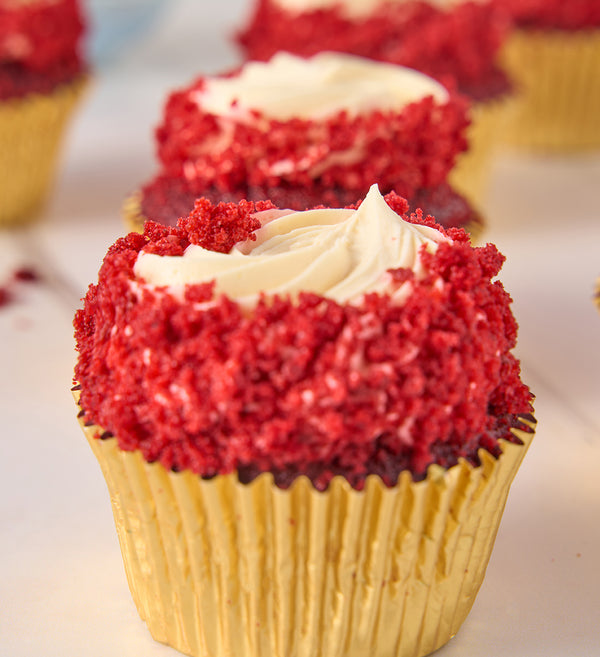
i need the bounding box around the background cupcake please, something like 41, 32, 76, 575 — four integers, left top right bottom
75, 184, 534, 657
237, 0, 515, 207
491, 0, 600, 150
127, 51, 480, 235
0, 0, 87, 226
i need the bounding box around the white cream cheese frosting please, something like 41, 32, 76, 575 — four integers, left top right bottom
195, 52, 448, 121
271, 0, 464, 19
134, 185, 448, 307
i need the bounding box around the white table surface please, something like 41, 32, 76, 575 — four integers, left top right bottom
1, 1, 599, 655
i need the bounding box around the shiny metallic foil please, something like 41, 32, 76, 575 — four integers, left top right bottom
0, 77, 88, 226
500, 30, 600, 151
77, 406, 535, 657
448, 94, 517, 210
121, 191, 144, 233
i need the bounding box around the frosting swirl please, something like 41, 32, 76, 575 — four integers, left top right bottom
196, 51, 448, 121
134, 185, 448, 306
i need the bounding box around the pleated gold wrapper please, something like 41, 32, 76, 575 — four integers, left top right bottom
122, 191, 145, 233
0, 76, 87, 226
500, 29, 600, 151
448, 95, 516, 209
76, 400, 535, 657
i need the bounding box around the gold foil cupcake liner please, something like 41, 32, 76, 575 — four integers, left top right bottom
122, 191, 146, 233
0, 76, 88, 226
500, 29, 600, 151
448, 95, 517, 209
76, 397, 534, 657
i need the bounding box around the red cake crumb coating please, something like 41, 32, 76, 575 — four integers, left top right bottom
156, 86, 469, 199
74, 195, 533, 490
237, 1, 511, 101
0, 0, 86, 100
140, 81, 476, 229
491, 0, 600, 30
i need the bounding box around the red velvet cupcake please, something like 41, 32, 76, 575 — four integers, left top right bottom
75, 184, 534, 657
492, 0, 600, 149
127, 52, 481, 234
0, 0, 88, 225
237, 0, 516, 204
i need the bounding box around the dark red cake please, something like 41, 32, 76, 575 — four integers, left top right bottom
491, 0, 600, 30
134, 53, 480, 232
75, 190, 533, 491
0, 0, 86, 100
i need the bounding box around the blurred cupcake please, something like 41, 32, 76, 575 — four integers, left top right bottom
127, 52, 481, 235
492, 0, 600, 150
74, 184, 535, 657
0, 0, 87, 226
237, 0, 515, 206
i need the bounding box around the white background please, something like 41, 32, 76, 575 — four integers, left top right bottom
1, 1, 599, 655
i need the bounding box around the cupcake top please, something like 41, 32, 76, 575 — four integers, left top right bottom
196, 51, 449, 120
75, 185, 533, 490
0, 0, 86, 99
237, 1, 511, 101
270, 0, 465, 18
491, 0, 600, 30
144, 52, 469, 222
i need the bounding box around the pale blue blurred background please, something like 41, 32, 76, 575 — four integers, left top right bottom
86, 0, 168, 64
83, 0, 249, 74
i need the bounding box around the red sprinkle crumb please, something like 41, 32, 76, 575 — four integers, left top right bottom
178, 197, 273, 253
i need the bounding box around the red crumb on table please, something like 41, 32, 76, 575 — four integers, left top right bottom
0, 266, 43, 310
237, 1, 512, 101
13, 267, 41, 283
74, 196, 533, 490
0, 286, 11, 307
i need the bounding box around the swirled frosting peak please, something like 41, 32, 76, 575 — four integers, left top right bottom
196, 51, 448, 120
134, 185, 448, 306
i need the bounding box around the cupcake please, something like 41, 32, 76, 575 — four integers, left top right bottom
0, 0, 87, 226
492, 0, 600, 150
237, 0, 515, 206
127, 52, 480, 235
74, 184, 535, 657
